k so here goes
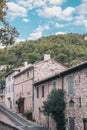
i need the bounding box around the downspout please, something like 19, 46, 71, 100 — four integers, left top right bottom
32, 66, 34, 116
13, 76, 15, 110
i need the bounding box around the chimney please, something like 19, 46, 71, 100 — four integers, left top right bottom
44, 54, 51, 61
24, 61, 28, 67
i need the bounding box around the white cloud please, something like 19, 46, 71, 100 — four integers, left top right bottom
76, 0, 87, 15
29, 25, 49, 40
17, 0, 65, 9
7, 0, 73, 21
55, 23, 64, 28
33, 0, 46, 8
63, 7, 75, 16
18, 0, 46, 9
74, 15, 87, 30
7, 2, 27, 19
73, 0, 87, 30
49, 0, 66, 5
37, 6, 75, 21
17, 0, 33, 9
37, 6, 62, 18
22, 18, 29, 23
55, 32, 66, 35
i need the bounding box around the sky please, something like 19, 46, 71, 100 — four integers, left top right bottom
3, 0, 87, 42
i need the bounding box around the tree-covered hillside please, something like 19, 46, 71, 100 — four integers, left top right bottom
0, 33, 87, 68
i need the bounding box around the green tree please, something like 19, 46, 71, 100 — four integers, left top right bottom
43, 89, 66, 130
0, 0, 19, 46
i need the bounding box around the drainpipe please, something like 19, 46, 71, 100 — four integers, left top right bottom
32, 66, 34, 117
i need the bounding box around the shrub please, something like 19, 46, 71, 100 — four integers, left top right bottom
23, 111, 32, 120
43, 89, 66, 130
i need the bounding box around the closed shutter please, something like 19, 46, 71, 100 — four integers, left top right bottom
68, 76, 73, 94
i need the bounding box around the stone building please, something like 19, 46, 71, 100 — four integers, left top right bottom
5, 68, 22, 109
33, 61, 87, 130
13, 54, 66, 113
14, 65, 33, 113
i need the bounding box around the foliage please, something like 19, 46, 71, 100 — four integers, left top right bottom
43, 89, 66, 130
0, 0, 6, 22
23, 111, 32, 120
0, 0, 19, 45
0, 33, 87, 67
16, 97, 24, 113
0, 79, 5, 89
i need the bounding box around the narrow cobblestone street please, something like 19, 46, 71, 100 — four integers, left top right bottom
0, 104, 48, 130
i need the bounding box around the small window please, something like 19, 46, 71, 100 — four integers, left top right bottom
79, 97, 81, 108
53, 80, 56, 90
79, 76, 80, 82
68, 76, 73, 94
42, 85, 44, 97
37, 87, 39, 98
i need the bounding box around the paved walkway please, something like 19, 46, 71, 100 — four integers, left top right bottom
0, 104, 48, 130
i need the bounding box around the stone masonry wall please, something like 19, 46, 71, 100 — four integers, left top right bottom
64, 68, 87, 130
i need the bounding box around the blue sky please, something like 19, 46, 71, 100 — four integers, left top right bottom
5, 0, 87, 42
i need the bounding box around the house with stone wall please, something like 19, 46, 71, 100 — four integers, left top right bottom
5, 68, 23, 109
14, 65, 33, 113
13, 54, 66, 113
33, 61, 87, 130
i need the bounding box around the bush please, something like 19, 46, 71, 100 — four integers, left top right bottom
23, 111, 32, 120
43, 89, 66, 130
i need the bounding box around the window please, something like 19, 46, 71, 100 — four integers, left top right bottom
83, 119, 87, 130
53, 80, 56, 90
69, 117, 75, 130
79, 76, 80, 82
37, 87, 39, 98
79, 97, 81, 108
68, 76, 73, 94
42, 85, 44, 97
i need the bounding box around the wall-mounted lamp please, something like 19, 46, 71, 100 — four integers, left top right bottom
69, 99, 74, 107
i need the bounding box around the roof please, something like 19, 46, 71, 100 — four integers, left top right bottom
5, 69, 19, 77
34, 61, 87, 86
34, 58, 67, 82
14, 65, 33, 77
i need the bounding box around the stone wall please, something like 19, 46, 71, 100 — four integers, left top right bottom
34, 67, 87, 130
65, 68, 87, 130
34, 78, 62, 130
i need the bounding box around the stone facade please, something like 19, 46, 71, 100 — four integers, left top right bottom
34, 61, 87, 130
5, 69, 21, 109
65, 67, 87, 130
34, 78, 62, 129
13, 54, 66, 113
34, 57, 66, 82
14, 65, 33, 113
